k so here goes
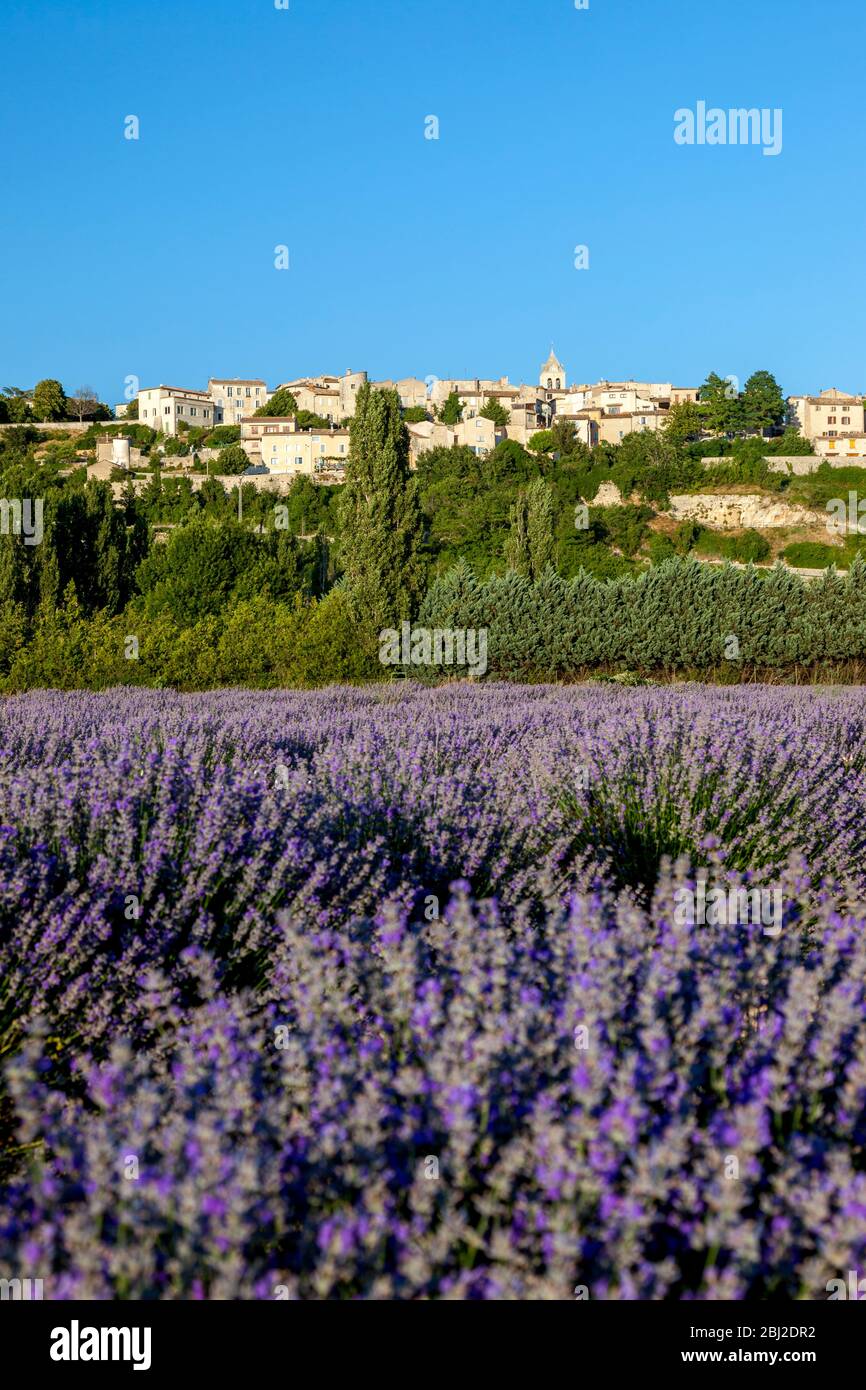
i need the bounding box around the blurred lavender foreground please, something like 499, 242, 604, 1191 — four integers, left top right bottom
1, 683, 866, 1299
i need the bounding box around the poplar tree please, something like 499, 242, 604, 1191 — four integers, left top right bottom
504, 492, 530, 575
527, 477, 556, 578
338, 383, 426, 633
505, 478, 555, 578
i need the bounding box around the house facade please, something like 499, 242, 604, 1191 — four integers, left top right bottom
138, 385, 214, 435
209, 379, 269, 426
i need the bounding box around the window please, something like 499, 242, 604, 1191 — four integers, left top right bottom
164, 406, 171, 415
547, 378, 552, 388
246, 388, 251, 397
227, 387, 233, 397
190, 408, 197, 417
829, 416, 837, 424
828, 430, 838, 437
295, 457, 303, 467
555, 378, 561, 389
842, 416, 850, 425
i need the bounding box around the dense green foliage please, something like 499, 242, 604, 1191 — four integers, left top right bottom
697, 370, 787, 434
781, 542, 847, 570
479, 398, 509, 426
337, 383, 426, 635
693, 527, 772, 564
1, 372, 862, 689
420, 556, 866, 679
437, 390, 463, 425
254, 388, 298, 417
215, 443, 250, 474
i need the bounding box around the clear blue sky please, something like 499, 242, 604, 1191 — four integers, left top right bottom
1, 0, 862, 407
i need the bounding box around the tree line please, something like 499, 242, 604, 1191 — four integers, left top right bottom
0, 376, 860, 689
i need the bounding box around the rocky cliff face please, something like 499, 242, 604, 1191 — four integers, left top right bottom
669, 494, 824, 530
594, 481, 626, 506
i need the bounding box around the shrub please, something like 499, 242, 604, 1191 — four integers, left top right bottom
781, 542, 846, 570
216, 443, 250, 475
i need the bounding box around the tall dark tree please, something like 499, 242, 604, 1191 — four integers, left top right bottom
699, 372, 737, 434
338, 383, 426, 632
741, 370, 786, 431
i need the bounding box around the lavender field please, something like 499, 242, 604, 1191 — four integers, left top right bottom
2, 682, 866, 1299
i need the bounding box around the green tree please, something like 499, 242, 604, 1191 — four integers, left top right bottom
338, 383, 426, 634
402, 406, 429, 423
480, 398, 509, 426
527, 477, 556, 577
286, 587, 378, 686
203, 425, 241, 447
216, 443, 250, 475
254, 388, 298, 417
529, 429, 554, 454
438, 390, 463, 425
2, 388, 32, 423
505, 478, 556, 578
32, 378, 68, 422
294, 411, 331, 431
741, 370, 786, 432
135, 516, 260, 623
699, 372, 737, 435
504, 492, 530, 575
551, 419, 586, 459
664, 399, 706, 443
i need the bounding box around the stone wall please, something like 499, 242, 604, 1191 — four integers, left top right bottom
0, 421, 91, 433
700, 454, 823, 476
108, 471, 340, 501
